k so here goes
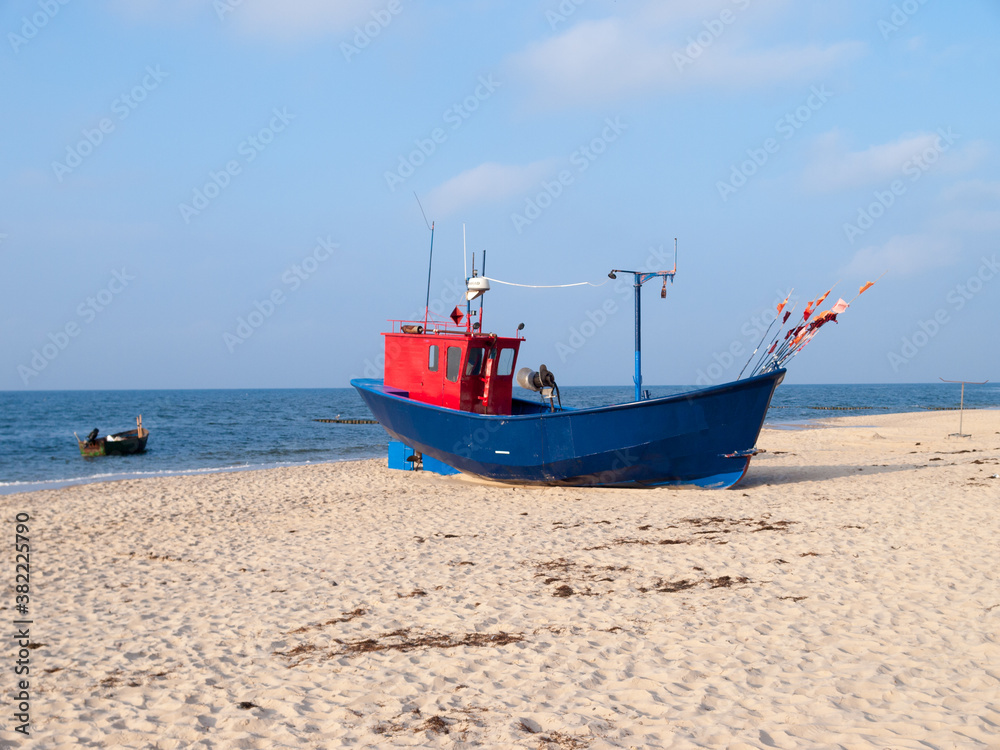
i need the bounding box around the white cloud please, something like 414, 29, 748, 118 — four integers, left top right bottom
803, 131, 942, 192
940, 180, 1000, 202
936, 139, 991, 175
842, 234, 959, 278
103, 0, 388, 39
102, 0, 201, 24
934, 209, 1000, 233
226, 0, 389, 40
803, 130, 989, 193
505, 2, 863, 110
935, 180, 1000, 233
693, 41, 863, 87
509, 19, 658, 107
424, 160, 556, 217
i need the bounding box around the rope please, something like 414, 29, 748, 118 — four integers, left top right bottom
314, 418, 379, 424
769, 406, 965, 412
768, 406, 889, 411
484, 276, 611, 289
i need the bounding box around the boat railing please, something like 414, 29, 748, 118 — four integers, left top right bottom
387, 319, 470, 336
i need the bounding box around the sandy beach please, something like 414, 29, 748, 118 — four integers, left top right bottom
3, 409, 999, 749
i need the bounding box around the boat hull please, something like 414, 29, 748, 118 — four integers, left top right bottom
351, 370, 784, 488
78, 428, 149, 457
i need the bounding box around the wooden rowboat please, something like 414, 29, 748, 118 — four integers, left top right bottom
75, 416, 149, 457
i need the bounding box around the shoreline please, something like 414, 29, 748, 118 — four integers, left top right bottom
0, 455, 378, 497
4, 408, 998, 746
5, 408, 996, 496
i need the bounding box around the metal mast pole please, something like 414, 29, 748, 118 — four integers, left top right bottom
633, 273, 642, 402
423, 221, 435, 331
480, 250, 486, 331
609, 254, 677, 403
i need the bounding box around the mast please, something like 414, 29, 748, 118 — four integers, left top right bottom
423, 221, 435, 331
413, 192, 434, 332
610, 240, 678, 402
480, 249, 486, 332
464, 226, 471, 326
634, 273, 642, 400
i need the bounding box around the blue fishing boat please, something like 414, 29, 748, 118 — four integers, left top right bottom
353, 369, 783, 488
351, 234, 807, 488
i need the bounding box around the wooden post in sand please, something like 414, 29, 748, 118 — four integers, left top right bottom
939, 378, 988, 437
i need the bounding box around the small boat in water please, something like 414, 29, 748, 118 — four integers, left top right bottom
75, 416, 149, 457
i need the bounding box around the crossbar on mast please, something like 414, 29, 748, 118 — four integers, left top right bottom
609, 239, 678, 402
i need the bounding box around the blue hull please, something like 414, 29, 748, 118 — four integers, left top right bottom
351, 370, 785, 488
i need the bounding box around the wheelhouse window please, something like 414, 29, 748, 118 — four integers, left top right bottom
445, 346, 461, 382
428, 344, 439, 372
465, 348, 485, 377
497, 348, 515, 376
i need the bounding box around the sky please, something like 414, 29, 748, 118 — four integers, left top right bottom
2, 0, 999, 390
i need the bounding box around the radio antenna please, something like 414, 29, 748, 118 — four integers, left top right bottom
414, 192, 431, 231
413, 193, 434, 330
479, 249, 487, 330
423, 222, 435, 331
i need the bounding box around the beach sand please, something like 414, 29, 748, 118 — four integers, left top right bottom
3, 410, 999, 749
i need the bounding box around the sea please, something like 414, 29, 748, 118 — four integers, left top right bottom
1, 383, 997, 494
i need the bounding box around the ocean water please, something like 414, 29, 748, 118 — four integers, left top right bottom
1, 383, 997, 494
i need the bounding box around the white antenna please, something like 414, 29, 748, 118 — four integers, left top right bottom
463, 223, 468, 280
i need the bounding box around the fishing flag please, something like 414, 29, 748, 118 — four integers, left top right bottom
810, 310, 838, 327
748, 276, 875, 379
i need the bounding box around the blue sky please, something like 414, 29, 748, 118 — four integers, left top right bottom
2, 0, 998, 390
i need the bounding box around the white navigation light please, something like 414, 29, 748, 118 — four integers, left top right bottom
466, 275, 491, 301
